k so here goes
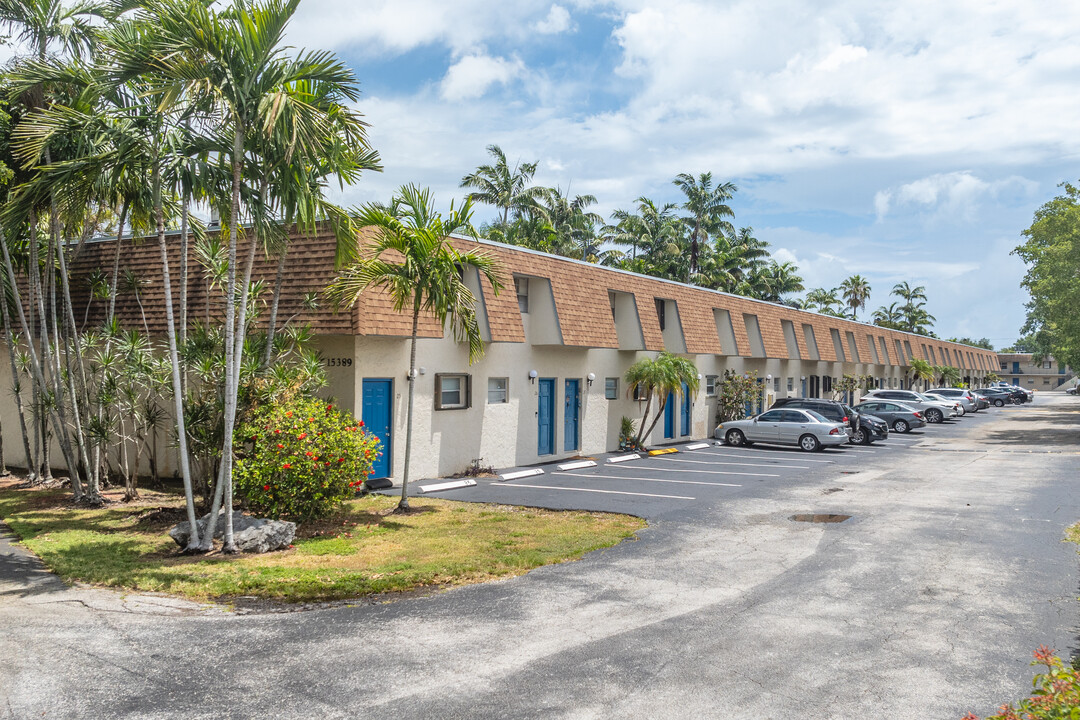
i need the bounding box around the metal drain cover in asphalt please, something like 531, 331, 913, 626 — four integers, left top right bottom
789, 513, 851, 523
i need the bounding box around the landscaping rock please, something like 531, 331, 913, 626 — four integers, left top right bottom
168, 511, 295, 553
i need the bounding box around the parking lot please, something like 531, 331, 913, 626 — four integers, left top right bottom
6, 395, 1080, 720
422, 409, 996, 518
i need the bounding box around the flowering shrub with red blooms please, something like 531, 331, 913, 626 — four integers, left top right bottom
962, 646, 1080, 720
235, 397, 383, 522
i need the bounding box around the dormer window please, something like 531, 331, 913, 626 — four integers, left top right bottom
655, 298, 666, 331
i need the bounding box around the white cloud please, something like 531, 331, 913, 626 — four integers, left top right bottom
875, 172, 1039, 222
293, 0, 1078, 343
440, 54, 525, 101
534, 4, 573, 34
814, 44, 868, 72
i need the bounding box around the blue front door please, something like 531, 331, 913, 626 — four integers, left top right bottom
564, 379, 581, 452
538, 378, 556, 455
664, 391, 675, 439
362, 379, 392, 479
680, 382, 691, 436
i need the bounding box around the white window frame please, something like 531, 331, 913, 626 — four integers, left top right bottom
487, 377, 508, 404
604, 377, 619, 400
435, 373, 471, 410
705, 375, 718, 397
633, 382, 649, 401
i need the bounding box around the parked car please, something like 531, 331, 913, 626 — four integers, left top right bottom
849, 410, 889, 445
859, 389, 956, 424
927, 387, 980, 413
1068, 386, 1078, 395
923, 392, 966, 416
715, 408, 849, 452
769, 397, 862, 437
852, 400, 927, 433
973, 387, 1017, 406
1003, 385, 1034, 403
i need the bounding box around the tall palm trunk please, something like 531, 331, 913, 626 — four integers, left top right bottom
0, 226, 80, 498
0, 279, 34, 477
52, 207, 94, 498
179, 194, 189, 390
154, 164, 201, 550
399, 301, 421, 511
92, 201, 129, 489
634, 392, 654, 447
641, 394, 670, 445
201, 127, 244, 552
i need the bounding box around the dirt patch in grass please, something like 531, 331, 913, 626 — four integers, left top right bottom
0, 477, 645, 604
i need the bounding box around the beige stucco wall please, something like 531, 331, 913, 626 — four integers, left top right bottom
0, 335, 973, 482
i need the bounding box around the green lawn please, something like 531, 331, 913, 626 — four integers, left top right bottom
0, 481, 644, 603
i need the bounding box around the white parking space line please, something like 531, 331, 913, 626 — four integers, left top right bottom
616, 464, 779, 478
836, 447, 876, 453
648, 456, 811, 470
700, 449, 835, 464
500, 483, 695, 500
555, 472, 742, 488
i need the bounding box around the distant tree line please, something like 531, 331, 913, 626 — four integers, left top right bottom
460, 145, 938, 335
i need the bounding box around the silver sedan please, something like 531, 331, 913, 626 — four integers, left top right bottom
715, 408, 850, 452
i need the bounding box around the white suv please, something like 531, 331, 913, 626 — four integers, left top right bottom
860, 390, 957, 424
927, 388, 979, 413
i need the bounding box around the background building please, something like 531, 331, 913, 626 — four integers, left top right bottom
996, 353, 1075, 391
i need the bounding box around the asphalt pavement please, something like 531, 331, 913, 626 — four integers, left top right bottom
2, 395, 1080, 719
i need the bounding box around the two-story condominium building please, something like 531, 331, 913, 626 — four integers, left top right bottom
0, 225, 1000, 482
996, 353, 1075, 391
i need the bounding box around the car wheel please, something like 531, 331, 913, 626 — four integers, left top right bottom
799, 434, 822, 452
851, 428, 872, 445
726, 429, 746, 447
994, 399, 1004, 407
926, 408, 943, 424
893, 419, 910, 433
957, 406, 966, 416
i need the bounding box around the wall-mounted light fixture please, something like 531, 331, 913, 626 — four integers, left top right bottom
528, 369, 538, 384
800, 376, 806, 381
766, 374, 772, 380
696, 373, 703, 380
586, 372, 596, 386
407, 368, 418, 380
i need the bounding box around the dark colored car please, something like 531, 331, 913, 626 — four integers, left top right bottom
849, 410, 889, 445
770, 398, 861, 438
852, 400, 927, 433
974, 387, 1020, 406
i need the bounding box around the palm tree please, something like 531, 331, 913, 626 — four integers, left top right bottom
327, 185, 503, 511
673, 172, 736, 280
720, 227, 770, 287
891, 281, 927, 306
0, 0, 103, 61
871, 302, 903, 329
909, 358, 935, 390
936, 365, 962, 388
535, 186, 603, 261
745, 260, 804, 302
803, 287, 844, 316
460, 144, 544, 227
623, 352, 699, 448
155, 0, 370, 551
840, 275, 872, 320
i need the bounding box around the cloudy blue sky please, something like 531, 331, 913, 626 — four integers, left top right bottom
283, 0, 1080, 348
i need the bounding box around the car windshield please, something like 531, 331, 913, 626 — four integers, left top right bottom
917, 393, 941, 402
805, 410, 830, 423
